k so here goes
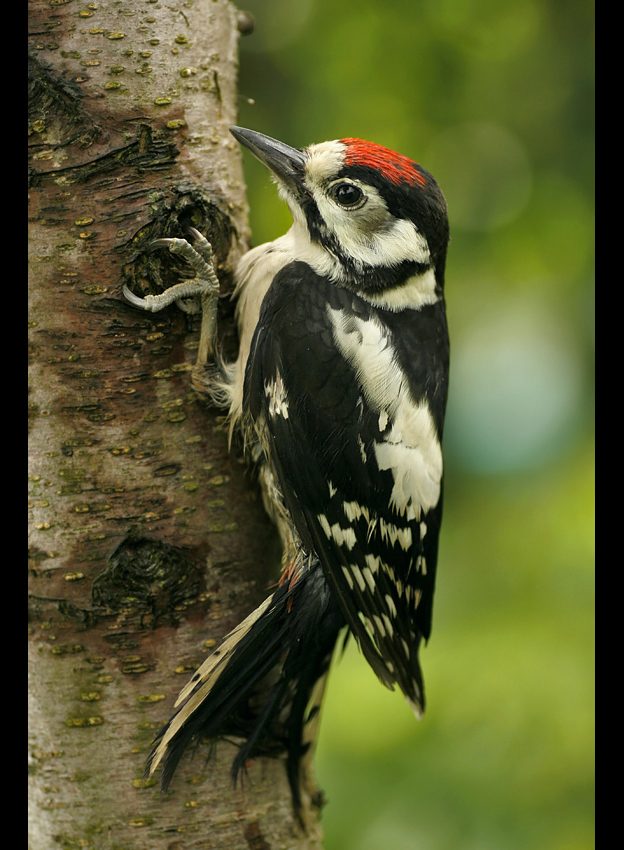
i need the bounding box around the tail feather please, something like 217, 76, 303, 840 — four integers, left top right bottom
145, 557, 344, 812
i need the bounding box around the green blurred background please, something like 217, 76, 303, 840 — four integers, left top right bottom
234, 1, 594, 848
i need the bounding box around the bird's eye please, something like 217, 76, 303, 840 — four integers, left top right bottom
331, 182, 366, 209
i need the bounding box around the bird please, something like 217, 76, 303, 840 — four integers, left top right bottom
127, 126, 450, 819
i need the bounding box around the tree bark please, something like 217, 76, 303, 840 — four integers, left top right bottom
28, 2, 323, 847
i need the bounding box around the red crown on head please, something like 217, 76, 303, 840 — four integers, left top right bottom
341, 139, 426, 188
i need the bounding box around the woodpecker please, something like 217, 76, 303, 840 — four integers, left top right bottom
129, 127, 450, 817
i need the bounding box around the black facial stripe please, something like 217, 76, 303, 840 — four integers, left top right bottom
301, 198, 430, 293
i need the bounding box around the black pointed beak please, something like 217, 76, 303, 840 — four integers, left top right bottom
230, 126, 307, 198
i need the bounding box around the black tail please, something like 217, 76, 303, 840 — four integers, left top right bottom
145, 557, 345, 813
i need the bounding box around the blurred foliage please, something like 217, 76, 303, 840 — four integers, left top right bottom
235, 1, 594, 848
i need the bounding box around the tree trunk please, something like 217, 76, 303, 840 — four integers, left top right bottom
28, 2, 323, 847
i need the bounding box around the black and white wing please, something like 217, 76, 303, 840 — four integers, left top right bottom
244, 262, 449, 713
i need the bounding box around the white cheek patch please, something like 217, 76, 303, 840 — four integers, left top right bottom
284, 166, 435, 297
312, 182, 431, 272
329, 308, 443, 516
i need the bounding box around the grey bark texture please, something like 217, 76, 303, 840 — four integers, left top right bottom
28, 2, 324, 847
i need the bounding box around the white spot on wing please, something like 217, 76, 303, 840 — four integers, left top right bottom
334, 525, 357, 550
317, 514, 357, 550
364, 553, 381, 574
382, 562, 397, 584
362, 566, 376, 592
351, 564, 366, 592
379, 517, 413, 550
318, 514, 331, 538
265, 370, 289, 419
343, 500, 370, 524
